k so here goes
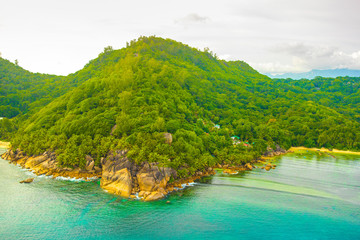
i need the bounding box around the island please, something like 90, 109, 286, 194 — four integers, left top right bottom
1, 37, 359, 201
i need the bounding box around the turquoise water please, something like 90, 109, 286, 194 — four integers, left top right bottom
1, 149, 360, 239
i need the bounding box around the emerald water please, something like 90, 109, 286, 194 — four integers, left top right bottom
1, 148, 359, 239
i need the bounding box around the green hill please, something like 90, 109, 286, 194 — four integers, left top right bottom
7, 36, 360, 177
0, 51, 119, 119
0, 58, 69, 118
0, 47, 127, 139
275, 76, 360, 121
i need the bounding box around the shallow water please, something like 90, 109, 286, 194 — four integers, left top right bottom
1, 149, 359, 239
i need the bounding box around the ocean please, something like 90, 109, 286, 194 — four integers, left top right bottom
1, 148, 359, 239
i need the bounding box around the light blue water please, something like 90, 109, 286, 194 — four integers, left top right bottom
1, 149, 359, 239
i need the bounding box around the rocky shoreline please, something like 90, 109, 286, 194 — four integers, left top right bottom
1, 145, 287, 201
1, 149, 215, 201
1, 150, 102, 179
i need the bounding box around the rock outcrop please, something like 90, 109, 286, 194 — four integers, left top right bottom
100, 150, 177, 201
245, 163, 253, 170
263, 145, 287, 157
20, 178, 34, 183
137, 163, 175, 193
223, 169, 238, 174
85, 155, 95, 171
163, 133, 173, 145
102, 168, 132, 197
100, 150, 136, 198
265, 164, 272, 171
143, 191, 165, 201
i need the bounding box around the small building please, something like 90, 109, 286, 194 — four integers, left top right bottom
231, 136, 241, 145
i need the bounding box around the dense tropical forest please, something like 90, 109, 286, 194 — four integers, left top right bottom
1, 36, 359, 177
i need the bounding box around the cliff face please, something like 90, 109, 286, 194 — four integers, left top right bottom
100, 150, 177, 201
1, 148, 214, 201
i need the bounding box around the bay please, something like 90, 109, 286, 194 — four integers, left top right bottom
1, 148, 359, 239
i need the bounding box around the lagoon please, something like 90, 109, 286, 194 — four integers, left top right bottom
0, 148, 359, 239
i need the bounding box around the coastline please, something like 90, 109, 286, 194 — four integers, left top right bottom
0, 141, 10, 149
1, 143, 359, 205
289, 146, 360, 155
0, 148, 215, 201
1, 150, 102, 179
0, 145, 287, 201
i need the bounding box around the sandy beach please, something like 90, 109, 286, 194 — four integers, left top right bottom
0, 141, 10, 149
289, 146, 360, 155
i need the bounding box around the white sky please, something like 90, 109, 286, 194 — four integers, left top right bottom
0, 0, 359, 75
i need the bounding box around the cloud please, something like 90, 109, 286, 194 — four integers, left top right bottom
256, 42, 360, 74
175, 13, 209, 25
251, 61, 303, 74
351, 51, 360, 60
2, 0, 360, 75
218, 54, 232, 61
271, 42, 338, 59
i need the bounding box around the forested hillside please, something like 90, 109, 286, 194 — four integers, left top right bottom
0, 48, 125, 119
3, 36, 360, 177
0, 49, 124, 138
0, 58, 64, 118
275, 77, 360, 120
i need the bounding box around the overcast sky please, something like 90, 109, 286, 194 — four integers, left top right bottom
1, 0, 359, 75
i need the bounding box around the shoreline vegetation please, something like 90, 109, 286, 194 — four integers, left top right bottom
1, 145, 359, 201
0, 146, 285, 201
0, 148, 216, 201
289, 147, 360, 155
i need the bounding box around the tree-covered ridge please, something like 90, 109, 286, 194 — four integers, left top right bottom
0, 49, 131, 138
275, 77, 360, 121
8, 36, 360, 177
0, 48, 127, 119
0, 58, 64, 118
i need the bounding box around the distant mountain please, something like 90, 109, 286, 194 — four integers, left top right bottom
267, 69, 360, 80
